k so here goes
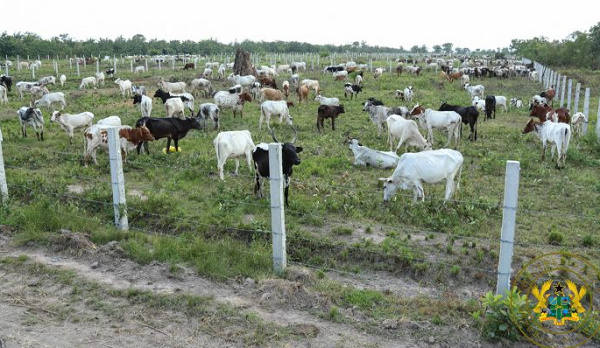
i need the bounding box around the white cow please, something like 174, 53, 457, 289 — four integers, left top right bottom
495, 95, 508, 112
59, 74, 67, 87
33, 92, 67, 110
190, 78, 213, 97
0, 85, 7, 104
523, 118, 571, 168
379, 149, 464, 202
348, 138, 400, 169
314, 94, 339, 106
197, 103, 220, 129
409, 105, 461, 147
96, 115, 122, 126
227, 74, 255, 90
115, 78, 133, 97
464, 83, 485, 99
386, 115, 432, 152
571, 112, 588, 137
79, 76, 97, 90
164, 97, 185, 118
213, 130, 256, 180
51, 110, 94, 144
259, 100, 293, 130
158, 77, 187, 94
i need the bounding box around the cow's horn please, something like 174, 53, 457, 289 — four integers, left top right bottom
269, 129, 279, 143
291, 126, 298, 144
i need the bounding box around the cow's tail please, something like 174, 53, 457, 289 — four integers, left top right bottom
455, 161, 463, 192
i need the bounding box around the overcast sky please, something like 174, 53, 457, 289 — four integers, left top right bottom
6, 1, 599, 51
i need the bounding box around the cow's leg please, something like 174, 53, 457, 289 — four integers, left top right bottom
234, 159, 240, 175
331, 117, 335, 131
21, 125, 26, 138
173, 138, 179, 152
444, 178, 455, 201
165, 138, 172, 154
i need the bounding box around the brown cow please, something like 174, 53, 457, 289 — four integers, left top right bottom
529, 103, 570, 123
84, 125, 155, 165
297, 85, 310, 103
258, 76, 277, 89
183, 63, 195, 70
317, 105, 345, 131
447, 71, 463, 83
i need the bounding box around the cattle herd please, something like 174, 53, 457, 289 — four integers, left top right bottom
0, 56, 582, 205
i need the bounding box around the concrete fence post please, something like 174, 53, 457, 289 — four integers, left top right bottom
560, 76, 566, 107
596, 99, 600, 141
0, 127, 8, 204
108, 127, 128, 230
574, 83, 581, 114
268, 143, 286, 274
567, 79, 572, 111
582, 88, 590, 136
496, 161, 520, 296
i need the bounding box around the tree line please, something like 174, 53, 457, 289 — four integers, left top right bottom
1, 22, 599, 70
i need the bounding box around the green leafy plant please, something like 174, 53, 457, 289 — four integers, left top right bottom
475, 287, 530, 342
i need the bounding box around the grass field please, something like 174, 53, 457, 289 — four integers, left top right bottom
1, 56, 599, 344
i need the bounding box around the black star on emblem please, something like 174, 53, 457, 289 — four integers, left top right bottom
554, 282, 564, 295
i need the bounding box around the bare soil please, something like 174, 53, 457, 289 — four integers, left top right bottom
0, 226, 591, 348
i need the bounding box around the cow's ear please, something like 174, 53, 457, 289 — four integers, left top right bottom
295, 146, 303, 153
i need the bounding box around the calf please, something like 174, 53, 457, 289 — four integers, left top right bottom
571, 112, 587, 137
522, 118, 571, 168
197, 103, 220, 130
529, 103, 570, 123
315, 94, 339, 106
347, 138, 400, 169
83, 125, 155, 166
252, 129, 303, 207
17, 106, 44, 141
484, 95, 496, 120
344, 83, 362, 100
135, 116, 203, 154
464, 83, 485, 99
317, 105, 345, 131
133, 94, 153, 117
183, 62, 195, 70
115, 78, 133, 97
214, 130, 255, 180
379, 149, 464, 202
260, 100, 294, 130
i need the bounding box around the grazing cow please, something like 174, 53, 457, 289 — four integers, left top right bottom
363, 101, 406, 136
38, 76, 56, 86
33, 92, 66, 110
347, 138, 400, 169
299, 79, 320, 96
95, 72, 105, 86
464, 83, 485, 99
197, 103, 220, 129
260, 100, 294, 130
522, 118, 571, 168
409, 105, 461, 147
16, 81, 40, 100
190, 78, 213, 97
214, 130, 256, 180
153, 89, 194, 116
79, 76, 97, 90
447, 71, 463, 83
135, 116, 203, 154
297, 85, 310, 103
438, 103, 479, 141
164, 97, 185, 118
17, 106, 44, 141
484, 95, 496, 120
133, 94, 153, 117
510, 97, 523, 108
317, 105, 345, 131
529, 103, 570, 123
83, 125, 155, 166
59, 74, 67, 86
50, 110, 94, 144
282, 80, 290, 99
494, 96, 508, 113
252, 129, 303, 207
379, 149, 463, 202
105, 68, 115, 78
260, 87, 284, 102
386, 115, 432, 152
258, 76, 277, 89
315, 94, 339, 106
396, 65, 403, 76
373, 67, 384, 79
571, 112, 587, 137
227, 74, 256, 90
344, 83, 362, 100
183, 62, 195, 70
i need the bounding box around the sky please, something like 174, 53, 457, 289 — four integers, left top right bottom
6, 0, 599, 52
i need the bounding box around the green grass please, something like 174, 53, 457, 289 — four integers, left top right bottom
1, 57, 600, 334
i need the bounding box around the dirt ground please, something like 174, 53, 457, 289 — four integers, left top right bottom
0, 227, 594, 348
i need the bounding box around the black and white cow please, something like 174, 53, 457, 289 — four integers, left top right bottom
252, 128, 303, 207
344, 83, 363, 100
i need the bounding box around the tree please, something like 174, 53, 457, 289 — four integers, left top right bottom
442, 42, 453, 54
433, 45, 442, 54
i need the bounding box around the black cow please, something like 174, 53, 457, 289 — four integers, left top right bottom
105, 68, 115, 79
317, 105, 345, 131
135, 116, 203, 154
438, 102, 479, 141
1, 75, 13, 91
366, 97, 384, 106
344, 83, 362, 100
323, 65, 344, 73
252, 128, 303, 207
484, 95, 496, 120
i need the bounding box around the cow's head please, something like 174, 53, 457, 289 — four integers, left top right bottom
270, 128, 302, 166
522, 118, 541, 134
